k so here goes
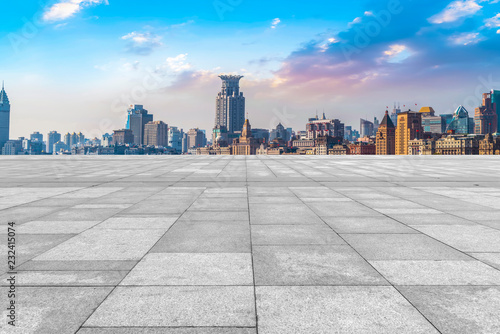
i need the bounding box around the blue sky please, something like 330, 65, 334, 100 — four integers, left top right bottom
1, 0, 499, 138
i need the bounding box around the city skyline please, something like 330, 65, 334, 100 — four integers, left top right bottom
2, 0, 500, 138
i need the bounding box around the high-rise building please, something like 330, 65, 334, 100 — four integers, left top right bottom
440, 114, 454, 133
376, 110, 396, 155
447, 106, 473, 134
144, 121, 168, 146
419, 107, 443, 134
187, 128, 206, 148
373, 117, 380, 134
306, 114, 344, 139
475, 92, 498, 134
390, 103, 401, 127
47, 131, 61, 154
360, 118, 374, 137
344, 126, 353, 141
112, 129, 134, 145
492, 90, 500, 133
2, 139, 22, 155
215, 75, 245, 135
0, 82, 10, 152
168, 127, 184, 153
102, 133, 113, 147
30, 132, 43, 142
395, 111, 423, 155
126, 105, 154, 145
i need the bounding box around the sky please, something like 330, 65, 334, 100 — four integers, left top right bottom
1, 0, 500, 139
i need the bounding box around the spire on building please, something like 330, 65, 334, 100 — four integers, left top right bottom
0, 81, 9, 105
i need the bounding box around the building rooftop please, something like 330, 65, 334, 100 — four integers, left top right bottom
1, 156, 500, 333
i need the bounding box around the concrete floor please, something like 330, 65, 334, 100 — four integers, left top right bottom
1, 155, 500, 333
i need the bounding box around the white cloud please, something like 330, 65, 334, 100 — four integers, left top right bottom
484, 13, 500, 28
449, 32, 483, 45
271, 18, 281, 29
43, 0, 107, 22
165, 54, 192, 72
348, 17, 362, 27
381, 44, 412, 63
121, 32, 163, 55
429, 0, 482, 24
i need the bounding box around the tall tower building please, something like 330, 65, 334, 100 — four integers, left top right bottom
492, 90, 500, 133
144, 121, 168, 146
0, 82, 11, 151
395, 111, 423, 155
215, 75, 245, 135
475, 92, 498, 134
126, 105, 154, 145
47, 131, 61, 154
376, 111, 396, 155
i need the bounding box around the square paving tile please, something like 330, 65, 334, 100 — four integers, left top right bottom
399, 286, 500, 334
342, 234, 472, 260
121, 253, 253, 285
256, 286, 438, 334
251, 225, 344, 245
84, 286, 256, 327
0, 287, 112, 333
370, 260, 500, 285
324, 216, 416, 234
410, 225, 500, 252
34, 229, 166, 261
253, 245, 387, 285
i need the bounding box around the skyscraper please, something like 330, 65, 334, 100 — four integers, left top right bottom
376, 110, 396, 155
447, 106, 473, 134
395, 111, 423, 155
168, 127, 184, 153
475, 92, 497, 134
127, 105, 154, 145
360, 118, 374, 137
30, 132, 43, 142
187, 128, 206, 148
47, 131, 61, 154
0, 81, 11, 152
492, 90, 500, 133
390, 103, 401, 127
215, 75, 245, 135
144, 121, 168, 146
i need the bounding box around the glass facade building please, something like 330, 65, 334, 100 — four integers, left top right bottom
446, 106, 473, 134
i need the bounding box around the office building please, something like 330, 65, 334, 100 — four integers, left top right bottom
447, 106, 474, 134
30, 132, 43, 142
306, 114, 344, 139
102, 133, 113, 147
112, 129, 134, 145
475, 92, 498, 134
390, 103, 402, 127
215, 75, 245, 135
127, 105, 154, 145
2, 139, 22, 155
492, 90, 500, 133
144, 121, 168, 146
47, 131, 61, 154
376, 110, 396, 155
0, 82, 10, 152
187, 128, 206, 148
53, 141, 67, 154
395, 111, 423, 155
168, 127, 184, 152
360, 118, 374, 137
419, 107, 443, 134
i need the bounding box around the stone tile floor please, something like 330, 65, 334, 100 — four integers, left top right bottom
0, 155, 500, 333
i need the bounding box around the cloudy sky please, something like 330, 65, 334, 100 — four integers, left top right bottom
1, 0, 500, 138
